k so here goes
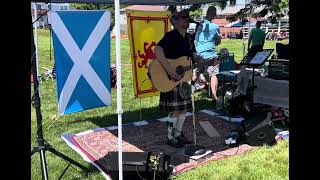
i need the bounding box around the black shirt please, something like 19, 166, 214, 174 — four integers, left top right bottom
157, 29, 195, 60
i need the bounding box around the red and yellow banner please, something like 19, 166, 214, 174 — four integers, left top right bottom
127, 10, 171, 98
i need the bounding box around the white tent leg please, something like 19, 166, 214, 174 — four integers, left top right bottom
114, 0, 123, 180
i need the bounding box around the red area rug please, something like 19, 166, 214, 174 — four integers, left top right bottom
63, 110, 256, 179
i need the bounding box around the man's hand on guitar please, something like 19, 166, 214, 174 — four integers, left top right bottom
167, 67, 181, 81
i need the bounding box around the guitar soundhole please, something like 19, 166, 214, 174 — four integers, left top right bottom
176, 66, 185, 77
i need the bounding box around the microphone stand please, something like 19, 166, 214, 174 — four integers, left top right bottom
183, 57, 206, 156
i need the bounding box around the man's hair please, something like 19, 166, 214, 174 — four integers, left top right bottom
172, 9, 189, 19
206, 6, 217, 20
170, 9, 189, 25
256, 21, 262, 27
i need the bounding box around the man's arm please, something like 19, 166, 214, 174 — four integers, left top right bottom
247, 31, 252, 52
215, 36, 221, 46
261, 33, 265, 47
154, 45, 180, 80
214, 27, 221, 46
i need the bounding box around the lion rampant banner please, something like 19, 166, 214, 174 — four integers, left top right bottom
127, 10, 171, 98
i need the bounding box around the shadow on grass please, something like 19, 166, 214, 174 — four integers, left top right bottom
79, 98, 215, 128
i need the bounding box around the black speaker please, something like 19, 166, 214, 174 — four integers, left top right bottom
268, 59, 289, 80
106, 152, 173, 180
238, 112, 277, 146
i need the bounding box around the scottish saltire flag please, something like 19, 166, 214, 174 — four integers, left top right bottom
51, 10, 111, 115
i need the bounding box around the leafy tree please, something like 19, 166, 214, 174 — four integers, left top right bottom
167, 0, 236, 20
188, 4, 203, 19
70, 3, 128, 29
210, 0, 236, 10
226, 0, 289, 23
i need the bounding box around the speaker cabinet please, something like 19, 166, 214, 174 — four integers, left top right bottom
238, 112, 277, 146
106, 152, 172, 180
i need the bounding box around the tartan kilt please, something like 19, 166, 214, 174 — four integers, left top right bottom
159, 85, 192, 112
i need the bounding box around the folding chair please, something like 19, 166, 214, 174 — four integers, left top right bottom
208, 53, 239, 97
42, 64, 56, 80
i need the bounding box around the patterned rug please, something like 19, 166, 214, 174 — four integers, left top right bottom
62, 109, 269, 179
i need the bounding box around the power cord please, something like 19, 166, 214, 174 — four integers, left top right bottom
214, 143, 241, 157
32, 9, 50, 25
136, 165, 146, 180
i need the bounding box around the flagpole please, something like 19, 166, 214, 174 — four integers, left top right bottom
114, 0, 123, 179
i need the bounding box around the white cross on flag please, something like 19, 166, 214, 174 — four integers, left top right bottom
51, 10, 111, 115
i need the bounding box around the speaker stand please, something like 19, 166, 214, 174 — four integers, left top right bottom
31, 14, 91, 180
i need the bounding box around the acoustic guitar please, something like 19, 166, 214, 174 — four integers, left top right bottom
148, 48, 230, 92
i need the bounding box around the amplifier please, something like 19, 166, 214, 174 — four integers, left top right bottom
106, 152, 173, 180
268, 59, 289, 80
237, 112, 277, 146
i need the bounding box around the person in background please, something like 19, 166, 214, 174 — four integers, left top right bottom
247, 21, 265, 53
194, 6, 222, 101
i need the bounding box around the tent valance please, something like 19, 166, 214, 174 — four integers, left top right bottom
31, 0, 226, 5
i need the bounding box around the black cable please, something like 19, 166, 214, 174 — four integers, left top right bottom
49, 3, 52, 61
31, 51, 36, 66
136, 165, 146, 180
49, 27, 52, 61
32, 9, 50, 25
31, 88, 39, 108
215, 144, 241, 157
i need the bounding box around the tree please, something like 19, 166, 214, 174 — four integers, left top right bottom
167, 0, 236, 20
226, 0, 289, 23
210, 0, 236, 10
70, 3, 129, 29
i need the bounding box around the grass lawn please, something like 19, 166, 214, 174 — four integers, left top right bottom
31, 29, 288, 180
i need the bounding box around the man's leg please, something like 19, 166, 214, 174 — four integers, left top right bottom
176, 110, 192, 144
167, 111, 183, 148
167, 111, 178, 140
210, 75, 218, 100
208, 65, 219, 100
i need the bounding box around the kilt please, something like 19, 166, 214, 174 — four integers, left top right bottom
159, 84, 192, 112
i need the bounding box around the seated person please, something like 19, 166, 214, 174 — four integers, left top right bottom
193, 73, 208, 92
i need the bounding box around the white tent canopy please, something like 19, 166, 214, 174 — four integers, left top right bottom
31, 0, 226, 179
32, 0, 226, 5
225, 20, 256, 28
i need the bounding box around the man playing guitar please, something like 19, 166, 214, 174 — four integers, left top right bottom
154, 10, 194, 148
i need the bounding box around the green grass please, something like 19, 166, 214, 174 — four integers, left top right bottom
31, 29, 288, 180
174, 140, 289, 180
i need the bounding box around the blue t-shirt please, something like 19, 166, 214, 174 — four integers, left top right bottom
195, 20, 220, 59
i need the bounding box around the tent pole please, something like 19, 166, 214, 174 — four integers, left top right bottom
114, 0, 123, 179
278, 19, 281, 34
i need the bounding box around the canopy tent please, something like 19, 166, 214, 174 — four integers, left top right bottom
225, 20, 256, 28
31, 0, 227, 179
32, 0, 226, 5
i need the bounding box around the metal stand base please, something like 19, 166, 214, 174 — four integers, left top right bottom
184, 144, 206, 156
31, 141, 92, 179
